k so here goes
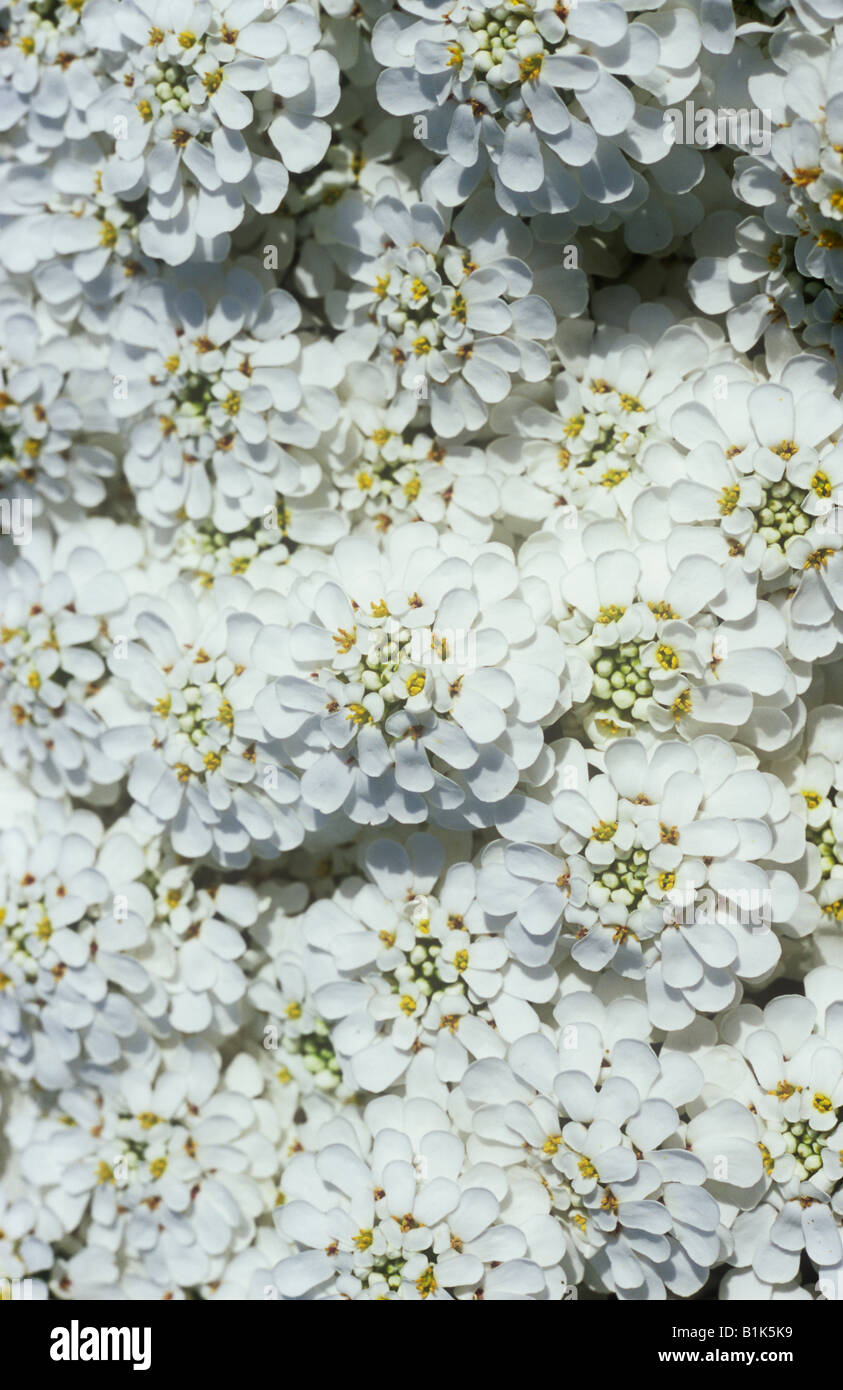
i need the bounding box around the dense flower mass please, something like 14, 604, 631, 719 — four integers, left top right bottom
3, 0, 843, 1307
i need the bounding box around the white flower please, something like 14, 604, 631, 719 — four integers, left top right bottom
489, 306, 724, 531
80, 0, 337, 264
662, 355, 843, 580
101, 580, 305, 863
301, 834, 556, 1092
22, 1048, 276, 1289
0, 146, 151, 312
0, 807, 154, 1090
0, 294, 117, 518
110, 270, 339, 533
319, 189, 558, 437
0, 1186, 53, 1285
0, 523, 142, 797
274, 1095, 552, 1299
250, 523, 571, 829
550, 735, 804, 1029
373, 0, 701, 215
459, 1024, 718, 1298
522, 512, 802, 753
325, 360, 504, 538
690, 32, 843, 343
688, 212, 805, 352
0, 0, 102, 152
476, 829, 593, 967
2, 0, 843, 1309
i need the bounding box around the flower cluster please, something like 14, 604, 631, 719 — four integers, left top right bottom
3, 0, 843, 1306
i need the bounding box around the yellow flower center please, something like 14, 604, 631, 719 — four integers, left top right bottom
655, 643, 679, 670
416, 1265, 438, 1299
519, 53, 543, 81
596, 604, 625, 624
719, 483, 740, 515
771, 439, 798, 461
346, 702, 373, 725
804, 548, 832, 571
671, 688, 692, 721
